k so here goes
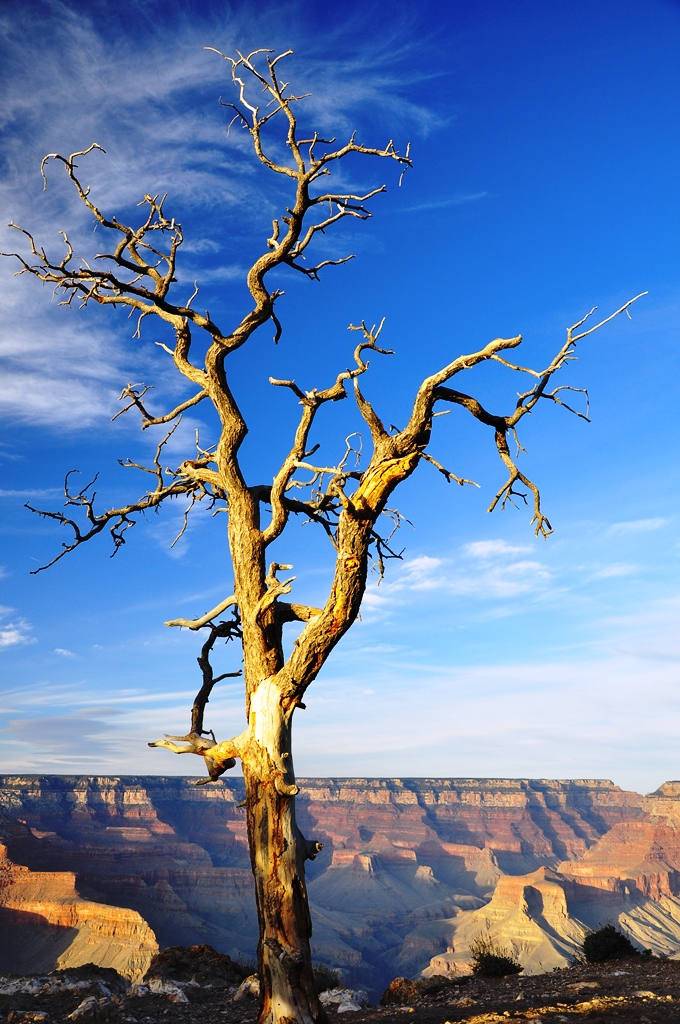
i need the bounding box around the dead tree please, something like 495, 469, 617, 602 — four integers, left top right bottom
4, 48, 644, 1024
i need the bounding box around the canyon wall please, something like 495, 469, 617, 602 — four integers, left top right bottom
0, 811, 157, 979
0, 776, 678, 993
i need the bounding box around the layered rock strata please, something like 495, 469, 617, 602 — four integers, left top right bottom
0, 775, 678, 992
0, 813, 157, 979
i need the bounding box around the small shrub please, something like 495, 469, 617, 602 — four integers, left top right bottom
312, 963, 342, 995
581, 925, 639, 963
469, 935, 522, 978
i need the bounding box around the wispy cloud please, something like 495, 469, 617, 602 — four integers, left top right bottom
608, 517, 667, 535
0, 671, 245, 774
0, 4, 445, 432
0, 313, 128, 428
0, 488, 60, 498
403, 191, 489, 213
591, 563, 637, 579
363, 540, 550, 612
463, 539, 531, 559
0, 606, 35, 649
296, 647, 680, 792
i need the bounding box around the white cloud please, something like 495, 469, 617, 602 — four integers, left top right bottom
0, 626, 31, 649
464, 539, 531, 559
591, 563, 637, 579
457, 558, 550, 597
364, 542, 550, 613
608, 517, 667, 535
0, 6, 443, 432
53, 648, 75, 657
596, 596, 680, 663
295, 649, 680, 793
0, 672, 245, 775
291, 595, 680, 792
0, 489, 60, 498
0, 607, 34, 649
403, 191, 489, 213
396, 555, 445, 589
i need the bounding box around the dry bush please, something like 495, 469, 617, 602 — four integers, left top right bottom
469, 935, 523, 978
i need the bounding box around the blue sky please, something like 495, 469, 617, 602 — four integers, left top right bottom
0, 0, 679, 793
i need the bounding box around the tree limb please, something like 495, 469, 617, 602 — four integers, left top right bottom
165, 595, 238, 629
113, 383, 209, 428
25, 423, 201, 572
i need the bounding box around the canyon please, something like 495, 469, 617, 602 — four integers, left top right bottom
2, 776, 680, 996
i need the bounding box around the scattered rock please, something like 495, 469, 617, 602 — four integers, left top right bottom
0, 966, 128, 999
319, 987, 369, 1012
233, 975, 260, 1001
0, 979, 46, 998
129, 981, 189, 1003
146, 980, 189, 1003
65, 996, 116, 1020
7, 950, 680, 1024
379, 975, 462, 1006
379, 979, 418, 1006
144, 945, 246, 989
56, 965, 129, 997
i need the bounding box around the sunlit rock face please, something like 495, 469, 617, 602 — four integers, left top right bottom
0, 811, 157, 979
1, 775, 679, 995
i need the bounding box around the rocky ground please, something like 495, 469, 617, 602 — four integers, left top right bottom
3, 957, 680, 1024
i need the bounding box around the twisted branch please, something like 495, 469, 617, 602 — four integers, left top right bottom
25, 423, 200, 572
113, 383, 209, 428
149, 611, 242, 783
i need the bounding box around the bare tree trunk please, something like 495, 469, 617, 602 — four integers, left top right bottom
239, 640, 324, 1024
245, 768, 323, 1024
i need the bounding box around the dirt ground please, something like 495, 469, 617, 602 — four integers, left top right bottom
3, 957, 680, 1024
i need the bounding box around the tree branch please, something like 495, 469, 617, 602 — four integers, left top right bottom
262, 329, 393, 547
149, 612, 242, 783
165, 594, 238, 629
25, 423, 202, 572
113, 383, 209, 429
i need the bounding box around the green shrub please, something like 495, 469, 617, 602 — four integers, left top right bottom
312, 962, 342, 994
581, 925, 639, 963
469, 935, 522, 978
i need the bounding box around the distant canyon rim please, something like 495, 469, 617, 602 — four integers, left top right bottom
3, 775, 680, 997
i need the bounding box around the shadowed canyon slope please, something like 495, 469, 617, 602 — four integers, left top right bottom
2, 776, 680, 993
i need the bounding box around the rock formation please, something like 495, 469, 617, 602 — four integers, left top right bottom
1, 775, 679, 994
0, 812, 157, 979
